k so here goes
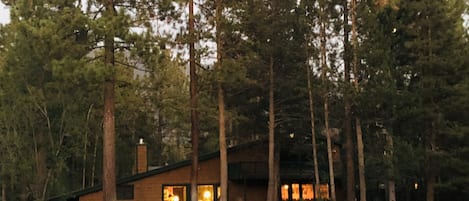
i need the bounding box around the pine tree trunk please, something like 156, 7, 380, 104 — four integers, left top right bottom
189, 0, 199, 200
355, 119, 366, 201
156, 110, 163, 166
320, 2, 336, 200
424, 123, 436, 201
324, 102, 337, 201
267, 55, 277, 201
306, 55, 320, 200
217, 71, 228, 201
103, 0, 116, 200
216, 0, 228, 200
384, 129, 395, 201
82, 104, 93, 189
425, 18, 435, 201
2, 179, 5, 201
82, 130, 88, 189
343, 1, 356, 200
33, 131, 48, 201
91, 129, 99, 187
103, 78, 116, 201
426, 165, 435, 201
387, 180, 396, 201
274, 145, 280, 201
351, 0, 366, 200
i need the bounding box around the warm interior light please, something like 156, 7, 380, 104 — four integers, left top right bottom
414, 182, 418, 190
173, 195, 179, 201
281, 184, 289, 200
292, 184, 300, 200
203, 191, 211, 199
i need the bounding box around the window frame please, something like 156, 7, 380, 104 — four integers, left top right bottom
281, 182, 330, 201
162, 183, 221, 201
162, 184, 190, 201
197, 184, 215, 201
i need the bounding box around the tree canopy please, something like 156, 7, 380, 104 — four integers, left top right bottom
0, 0, 468, 201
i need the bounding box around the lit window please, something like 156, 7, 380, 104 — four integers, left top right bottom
281, 183, 328, 201
292, 184, 300, 200
198, 185, 214, 201
164, 185, 187, 201
302, 184, 314, 200
281, 185, 289, 201
319, 184, 330, 199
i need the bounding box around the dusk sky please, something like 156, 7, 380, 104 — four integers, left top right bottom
0, 2, 468, 32
0, 2, 9, 24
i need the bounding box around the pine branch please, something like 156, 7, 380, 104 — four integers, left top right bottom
115, 60, 153, 72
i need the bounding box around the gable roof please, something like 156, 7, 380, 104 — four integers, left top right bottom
48, 140, 266, 201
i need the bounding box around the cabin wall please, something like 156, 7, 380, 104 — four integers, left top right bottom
79, 142, 269, 201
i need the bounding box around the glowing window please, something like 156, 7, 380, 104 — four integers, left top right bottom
302, 184, 314, 200
198, 185, 214, 201
163, 185, 187, 201
319, 184, 330, 199
281, 183, 328, 201
281, 184, 289, 200
292, 184, 300, 200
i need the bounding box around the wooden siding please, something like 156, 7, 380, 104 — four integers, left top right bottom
80, 142, 268, 201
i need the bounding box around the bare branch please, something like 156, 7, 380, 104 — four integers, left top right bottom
196, 62, 209, 71
85, 55, 103, 63
115, 60, 153, 73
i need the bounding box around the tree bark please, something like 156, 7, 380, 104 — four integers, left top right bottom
387, 180, 396, 201
82, 104, 93, 189
425, 16, 435, 201
216, 0, 228, 200
103, 0, 116, 200
2, 179, 5, 201
355, 119, 366, 201
320, 2, 336, 200
424, 123, 436, 201
156, 110, 163, 166
91, 128, 99, 187
351, 0, 366, 200
267, 55, 277, 201
31, 127, 48, 201
306, 50, 320, 200
189, 0, 200, 200
425, 162, 435, 201
383, 129, 395, 201
343, 1, 356, 201
103, 77, 116, 201
324, 102, 337, 201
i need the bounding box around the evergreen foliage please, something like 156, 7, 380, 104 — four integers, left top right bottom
0, 0, 467, 200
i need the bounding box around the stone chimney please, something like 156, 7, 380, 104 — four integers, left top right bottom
136, 137, 148, 174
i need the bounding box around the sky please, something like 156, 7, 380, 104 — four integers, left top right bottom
0, 2, 468, 34
0, 2, 9, 24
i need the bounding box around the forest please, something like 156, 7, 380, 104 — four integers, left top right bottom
0, 0, 468, 201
